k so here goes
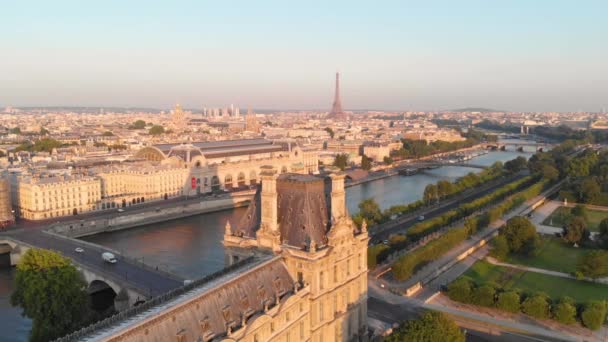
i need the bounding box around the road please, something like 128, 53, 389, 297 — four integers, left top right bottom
4, 228, 183, 297
370, 171, 527, 243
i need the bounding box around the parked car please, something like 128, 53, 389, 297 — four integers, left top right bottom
117, 208, 125, 213
75, 247, 84, 253
417, 215, 425, 221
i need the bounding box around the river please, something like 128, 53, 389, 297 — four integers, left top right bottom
0, 147, 534, 341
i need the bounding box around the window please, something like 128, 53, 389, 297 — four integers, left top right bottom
319, 302, 324, 321
333, 265, 338, 282
270, 321, 275, 333
300, 322, 304, 339
347, 259, 351, 276
319, 271, 324, 290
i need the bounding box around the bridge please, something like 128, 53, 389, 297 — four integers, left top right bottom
0, 228, 183, 310
397, 161, 488, 176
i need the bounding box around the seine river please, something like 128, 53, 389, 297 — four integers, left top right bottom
0, 145, 533, 340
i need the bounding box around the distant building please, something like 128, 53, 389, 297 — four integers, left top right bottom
326, 72, 349, 121
0, 175, 14, 227
171, 104, 187, 131
402, 128, 465, 143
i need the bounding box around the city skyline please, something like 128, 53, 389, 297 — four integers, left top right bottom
2, 1, 607, 112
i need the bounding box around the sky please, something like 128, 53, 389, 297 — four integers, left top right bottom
1, 0, 607, 112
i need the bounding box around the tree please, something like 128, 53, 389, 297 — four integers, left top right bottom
11, 249, 90, 342
148, 125, 165, 135
333, 153, 349, 171
577, 250, 608, 279
541, 164, 559, 181
10, 127, 21, 134
490, 235, 509, 261
423, 184, 438, 205
361, 154, 372, 171
383, 156, 393, 165
447, 279, 472, 303
131, 120, 146, 129
472, 285, 496, 307
102, 131, 114, 136
504, 156, 528, 173
581, 301, 607, 330
521, 295, 550, 319
571, 204, 588, 221
437, 180, 454, 199
563, 216, 589, 244
324, 127, 335, 138
551, 297, 577, 325
357, 199, 383, 225
39, 127, 50, 136
384, 311, 465, 342
501, 216, 538, 255
496, 291, 520, 313
599, 218, 608, 238
580, 178, 601, 203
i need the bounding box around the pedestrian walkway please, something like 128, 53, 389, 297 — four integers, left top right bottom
485, 256, 608, 285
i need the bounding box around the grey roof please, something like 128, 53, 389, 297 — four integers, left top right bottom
234, 173, 332, 247
74, 255, 295, 342
154, 139, 270, 153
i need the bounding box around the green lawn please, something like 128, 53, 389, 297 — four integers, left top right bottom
542, 206, 608, 232
505, 237, 591, 274
460, 260, 608, 303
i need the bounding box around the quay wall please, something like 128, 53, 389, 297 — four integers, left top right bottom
47, 192, 254, 238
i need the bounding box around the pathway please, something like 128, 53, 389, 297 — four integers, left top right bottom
485, 256, 608, 285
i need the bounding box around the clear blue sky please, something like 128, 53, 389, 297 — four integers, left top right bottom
1, 0, 607, 112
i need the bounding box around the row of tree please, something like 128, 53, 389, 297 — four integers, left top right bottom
388, 177, 548, 280
448, 278, 607, 330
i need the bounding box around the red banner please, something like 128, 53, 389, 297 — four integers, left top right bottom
191, 177, 196, 189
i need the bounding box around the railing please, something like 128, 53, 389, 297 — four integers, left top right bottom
54, 256, 256, 342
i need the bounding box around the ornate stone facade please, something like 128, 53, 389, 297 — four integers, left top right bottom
80, 170, 367, 342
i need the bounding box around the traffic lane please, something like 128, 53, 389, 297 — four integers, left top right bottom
12, 230, 182, 295
371, 173, 525, 242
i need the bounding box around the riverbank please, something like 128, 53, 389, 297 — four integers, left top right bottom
47, 191, 254, 238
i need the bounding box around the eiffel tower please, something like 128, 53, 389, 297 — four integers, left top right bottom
327, 72, 348, 120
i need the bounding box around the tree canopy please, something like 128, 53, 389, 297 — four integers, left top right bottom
11, 249, 90, 342
500, 216, 539, 256
333, 153, 349, 171
148, 125, 165, 135
361, 154, 372, 170
384, 311, 465, 342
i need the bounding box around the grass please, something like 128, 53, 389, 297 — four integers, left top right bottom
461, 260, 608, 303
505, 237, 591, 274
542, 206, 608, 232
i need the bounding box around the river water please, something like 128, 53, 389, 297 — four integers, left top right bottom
0, 146, 534, 341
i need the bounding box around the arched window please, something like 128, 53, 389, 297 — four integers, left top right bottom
224, 174, 233, 189
211, 176, 220, 191
249, 170, 257, 185
281, 166, 288, 173
237, 172, 246, 187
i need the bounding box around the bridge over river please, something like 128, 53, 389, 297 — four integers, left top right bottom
0, 227, 183, 309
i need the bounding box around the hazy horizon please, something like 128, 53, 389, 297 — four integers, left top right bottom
2, 1, 607, 112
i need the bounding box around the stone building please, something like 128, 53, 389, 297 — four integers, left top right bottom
0, 175, 14, 227
12, 174, 101, 220
135, 139, 319, 195
72, 170, 368, 342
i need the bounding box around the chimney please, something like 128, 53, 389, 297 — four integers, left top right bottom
329, 172, 346, 221
260, 166, 278, 232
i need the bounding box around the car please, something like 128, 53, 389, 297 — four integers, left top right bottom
75, 247, 84, 253
417, 215, 425, 221
117, 208, 125, 213
382, 240, 389, 245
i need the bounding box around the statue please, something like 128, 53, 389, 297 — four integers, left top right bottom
361, 220, 368, 233
224, 220, 232, 236
309, 240, 317, 253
